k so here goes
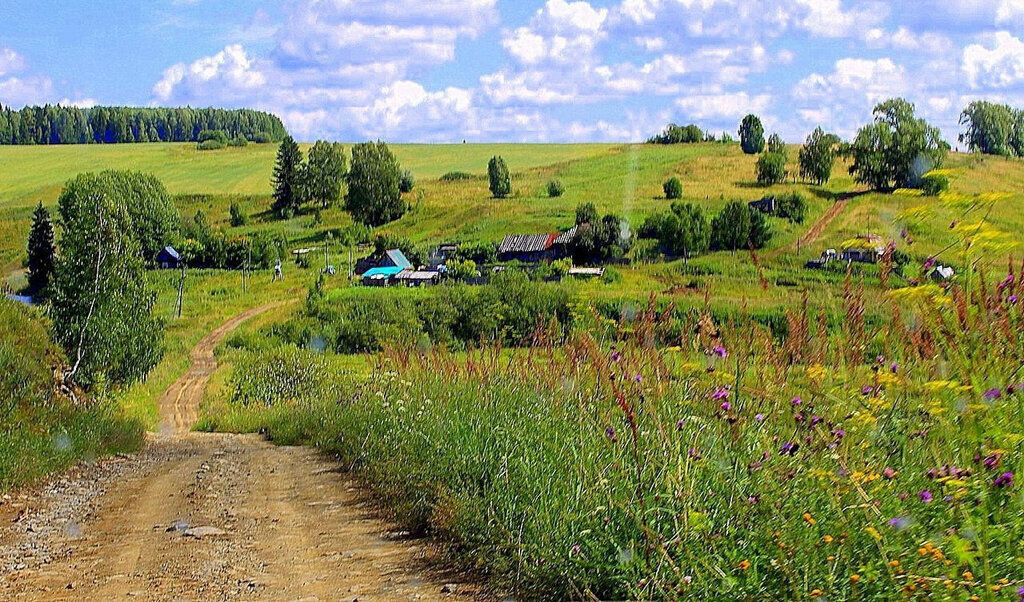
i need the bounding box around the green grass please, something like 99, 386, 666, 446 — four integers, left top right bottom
0, 298, 144, 490
199, 270, 1024, 599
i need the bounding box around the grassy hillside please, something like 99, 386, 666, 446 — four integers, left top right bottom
2, 142, 1022, 311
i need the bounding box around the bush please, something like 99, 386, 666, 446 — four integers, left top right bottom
488, 156, 512, 198
197, 139, 226, 151
756, 152, 786, 186
251, 132, 274, 144
775, 192, 807, 224
920, 173, 949, 196
546, 179, 565, 197
198, 130, 229, 145
229, 202, 248, 227
399, 169, 415, 193
663, 177, 683, 199
440, 171, 473, 182
228, 136, 248, 147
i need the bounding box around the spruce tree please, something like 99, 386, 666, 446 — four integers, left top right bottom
26, 202, 55, 299
272, 136, 303, 218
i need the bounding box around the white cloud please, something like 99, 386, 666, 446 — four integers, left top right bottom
0, 48, 26, 78
675, 92, 771, 120
963, 31, 1024, 89
153, 44, 265, 103
864, 27, 952, 53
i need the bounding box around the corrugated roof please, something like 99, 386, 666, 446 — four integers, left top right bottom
361, 266, 404, 278
159, 246, 181, 260
552, 226, 578, 246
385, 249, 412, 269
395, 270, 441, 280
499, 234, 555, 254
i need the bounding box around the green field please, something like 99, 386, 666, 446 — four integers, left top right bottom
3, 141, 1022, 316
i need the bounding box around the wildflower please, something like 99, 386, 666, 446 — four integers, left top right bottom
850, 574, 861, 583
610, 350, 622, 363
802, 512, 815, 525
738, 560, 750, 570
919, 490, 933, 503
605, 426, 617, 443
882, 467, 897, 480
720, 401, 732, 412
888, 516, 909, 530
994, 472, 1014, 488
569, 544, 581, 556
712, 345, 728, 359
890, 362, 899, 374
822, 535, 833, 543
1017, 585, 1024, 601
924, 257, 936, 270
747, 495, 759, 504
983, 454, 1001, 470
810, 415, 823, 426
634, 374, 642, 383
810, 589, 823, 597
682, 575, 692, 585
999, 274, 1015, 290
688, 448, 700, 459
792, 397, 802, 406
675, 419, 686, 431
861, 385, 874, 395
754, 413, 765, 422
1010, 295, 1019, 304
832, 428, 845, 439
983, 388, 1001, 401
780, 441, 799, 456
712, 387, 730, 401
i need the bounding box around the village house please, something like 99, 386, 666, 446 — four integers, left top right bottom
497, 226, 577, 263
840, 234, 886, 263
359, 248, 412, 286
156, 246, 182, 269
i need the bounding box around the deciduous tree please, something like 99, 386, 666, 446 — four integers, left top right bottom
346, 141, 406, 226
739, 115, 765, 154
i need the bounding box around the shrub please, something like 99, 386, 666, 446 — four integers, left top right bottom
920, 173, 950, 196
228, 136, 248, 147
488, 156, 512, 198
440, 171, 473, 182
775, 192, 807, 224
663, 177, 683, 199
756, 152, 786, 186
198, 129, 229, 145
546, 179, 565, 197
197, 139, 226, 151
399, 169, 415, 193
229, 202, 248, 227
251, 131, 273, 144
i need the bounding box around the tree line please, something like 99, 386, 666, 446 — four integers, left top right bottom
0, 104, 287, 145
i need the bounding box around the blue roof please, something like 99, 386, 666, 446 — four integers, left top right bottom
361, 266, 404, 278
158, 246, 181, 260
385, 249, 412, 269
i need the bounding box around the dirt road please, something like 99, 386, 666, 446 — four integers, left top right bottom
0, 303, 475, 601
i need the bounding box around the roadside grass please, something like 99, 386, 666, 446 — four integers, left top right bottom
0, 298, 143, 491
201, 268, 1024, 599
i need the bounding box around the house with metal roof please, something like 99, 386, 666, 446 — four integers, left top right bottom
156, 246, 181, 269
497, 226, 577, 263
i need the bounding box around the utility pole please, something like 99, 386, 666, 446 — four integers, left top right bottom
176, 263, 186, 319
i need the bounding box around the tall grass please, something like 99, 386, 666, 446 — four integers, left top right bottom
209, 264, 1024, 599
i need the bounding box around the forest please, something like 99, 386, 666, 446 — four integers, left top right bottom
0, 104, 287, 145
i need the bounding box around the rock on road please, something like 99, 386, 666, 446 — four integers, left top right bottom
0, 303, 476, 601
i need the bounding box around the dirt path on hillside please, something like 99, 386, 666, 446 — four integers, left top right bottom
0, 303, 479, 601
768, 198, 849, 259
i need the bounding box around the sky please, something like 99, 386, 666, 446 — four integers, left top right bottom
1, 0, 1023, 143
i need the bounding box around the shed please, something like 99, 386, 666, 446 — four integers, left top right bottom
840, 235, 886, 264
498, 230, 572, 263
156, 246, 181, 269
394, 269, 441, 287
749, 197, 777, 214
357, 248, 413, 279
361, 266, 404, 287
567, 267, 605, 279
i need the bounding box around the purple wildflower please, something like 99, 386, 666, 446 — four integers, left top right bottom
688, 448, 700, 459
1017, 585, 1024, 602
675, 419, 686, 431
791, 397, 802, 406
1010, 295, 1019, 304
810, 415, 823, 426
832, 428, 846, 439
754, 413, 765, 422
882, 467, 897, 480
999, 274, 1015, 290
983, 388, 1002, 401
923, 257, 936, 270
720, 401, 732, 412
888, 516, 909, 530
890, 362, 899, 374
610, 350, 622, 363
712, 388, 730, 401
605, 426, 617, 443
861, 385, 874, 395
780, 441, 799, 456
994, 472, 1014, 488
712, 345, 728, 359
919, 490, 933, 503
570, 544, 581, 556
983, 454, 1001, 470
634, 374, 643, 383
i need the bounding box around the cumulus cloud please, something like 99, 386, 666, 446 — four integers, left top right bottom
963, 31, 1024, 89
676, 92, 772, 121
153, 44, 266, 103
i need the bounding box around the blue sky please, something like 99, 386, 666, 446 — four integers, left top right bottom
1, 0, 1023, 143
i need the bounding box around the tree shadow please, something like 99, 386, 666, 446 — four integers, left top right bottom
734, 181, 767, 189
807, 187, 871, 202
